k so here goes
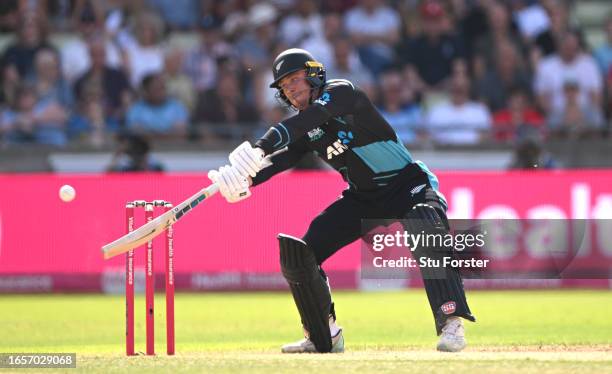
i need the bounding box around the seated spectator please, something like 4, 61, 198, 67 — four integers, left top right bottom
125, 73, 188, 139
547, 79, 605, 138
473, 41, 531, 112
235, 3, 278, 72
164, 48, 195, 112
193, 72, 260, 141
1, 16, 54, 81
121, 11, 165, 87
377, 70, 422, 145
326, 37, 375, 98
74, 37, 132, 122
471, 2, 525, 78
68, 82, 119, 147
106, 132, 164, 172
594, 13, 612, 75
426, 73, 491, 145
32, 49, 73, 109
397, 0, 466, 91
492, 88, 545, 143
279, 0, 323, 46
300, 12, 343, 70
1, 84, 67, 146
59, 9, 122, 83
344, 0, 400, 77
534, 31, 602, 115
184, 15, 236, 93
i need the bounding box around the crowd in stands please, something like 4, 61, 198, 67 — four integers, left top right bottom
0, 0, 610, 153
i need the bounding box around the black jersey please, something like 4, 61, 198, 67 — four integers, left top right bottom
254, 79, 443, 201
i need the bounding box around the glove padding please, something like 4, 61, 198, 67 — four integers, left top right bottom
208, 165, 251, 203
229, 141, 271, 178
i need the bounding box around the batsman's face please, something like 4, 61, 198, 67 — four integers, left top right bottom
279, 70, 311, 110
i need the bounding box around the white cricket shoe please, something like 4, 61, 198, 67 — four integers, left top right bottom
281, 329, 344, 353
436, 317, 466, 352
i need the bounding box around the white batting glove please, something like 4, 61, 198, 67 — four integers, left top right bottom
208, 165, 251, 203
229, 141, 271, 178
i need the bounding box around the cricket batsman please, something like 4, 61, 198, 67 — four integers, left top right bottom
208, 48, 476, 353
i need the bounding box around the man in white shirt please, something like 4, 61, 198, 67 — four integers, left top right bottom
426, 74, 492, 145
534, 31, 602, 114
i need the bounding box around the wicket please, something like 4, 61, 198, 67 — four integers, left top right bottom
125, 200, 175, 356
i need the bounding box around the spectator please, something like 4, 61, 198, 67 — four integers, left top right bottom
1, 16, 54, 80
32, 49, 73, 109
508, 136, 558, 170
594, 13, 612, 75
59, 8, 122, 83
1, 62, 20, 107
106, 132, 164, 172
377, 70, 423, 145
193, 72, 260, 141
122, 10, 166, 87
125, 73, 188, 138
279, 0, 323, 46
74, 37, 132, 121
511, 0, 550, 41
534, 31, 602, 115
344, 0, 400, 77
183, 15, 235, 93
471, 2, 525, 78
492, 87, 545, 143
397, 0, 466, 92
533, 0, 575, 58
300, 12, 344, 70
1, 83, 67, 146
146, 0, 200, 30
164, 48, 195, 113
235, 3, 279, 71
67, 81, 119, 147
426, 73, 492, 145
326, 37, 375, 98
547, 79, 605, 138
473, 41, 531, 112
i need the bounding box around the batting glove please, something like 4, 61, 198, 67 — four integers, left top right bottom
208, 165, 251, 203
229, 141, 271, 179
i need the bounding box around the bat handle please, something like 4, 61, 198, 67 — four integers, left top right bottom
205, 183, 219, 196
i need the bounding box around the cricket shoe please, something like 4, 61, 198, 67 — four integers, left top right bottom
436, 317, 466, 352
281, 329, 344, 353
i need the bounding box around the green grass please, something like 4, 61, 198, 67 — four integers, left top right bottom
0, 290, 610, 373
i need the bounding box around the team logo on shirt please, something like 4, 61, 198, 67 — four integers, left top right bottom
313, 92, 331, 106
327, 140, 348, 159
307, 127, 325, 141
337, 131, 353, 145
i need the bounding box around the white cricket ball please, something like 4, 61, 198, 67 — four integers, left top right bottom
59, 184, 76, 202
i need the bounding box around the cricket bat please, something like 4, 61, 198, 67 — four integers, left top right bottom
101, 184, 219, 259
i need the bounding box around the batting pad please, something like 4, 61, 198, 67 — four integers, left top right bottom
404, 204, 476, 334
278, 234, 333, 352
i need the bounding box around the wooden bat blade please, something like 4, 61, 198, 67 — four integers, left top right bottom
101, 184, 218, 259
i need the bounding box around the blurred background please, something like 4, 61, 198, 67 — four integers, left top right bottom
1, 0, 612, 172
